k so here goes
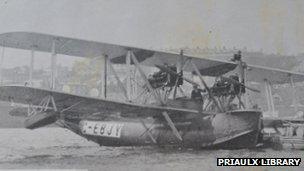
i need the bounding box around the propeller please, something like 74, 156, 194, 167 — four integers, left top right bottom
155, 64, 260, 93
219, 76, 260, 93
155, 64, 198, 86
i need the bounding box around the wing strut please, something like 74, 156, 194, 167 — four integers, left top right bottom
190, 60, 224, 112
162, 111, 183, 141
27, 95, 58, 116
129, 51, 163, 104
0, 45, 5, 85
126, 51, 133, 100
129, 50, 183, 141
139, 119, 157, 144
107, 55, 129, 101
264, 79, 276, 117
28, 46, 35, 86
100, 55, 107, 98
290, 75, 298, 113
51, 39, 57, 90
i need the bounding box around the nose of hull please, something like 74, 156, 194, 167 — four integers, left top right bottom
211, 110, 262, 149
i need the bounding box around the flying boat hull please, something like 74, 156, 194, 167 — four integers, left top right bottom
76, 110, 262, 149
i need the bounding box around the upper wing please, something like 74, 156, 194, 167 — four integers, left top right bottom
0, 31, 304, 83
0, 32, 131, 59
0, 85, 198, 119
246, 64, 304, 84
0, 32, 237, 76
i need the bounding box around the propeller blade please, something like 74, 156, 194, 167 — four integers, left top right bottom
155, 64, 260, 93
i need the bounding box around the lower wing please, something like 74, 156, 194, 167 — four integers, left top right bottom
0, 85, 199, 119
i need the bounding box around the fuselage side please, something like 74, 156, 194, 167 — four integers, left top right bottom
66, 110, 262, 149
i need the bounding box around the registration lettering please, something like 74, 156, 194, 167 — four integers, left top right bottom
81, 121, 124, 138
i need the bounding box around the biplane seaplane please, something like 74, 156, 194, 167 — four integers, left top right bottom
0, 32, 304, 149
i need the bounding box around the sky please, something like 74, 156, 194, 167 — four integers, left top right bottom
0, 0, 304, 68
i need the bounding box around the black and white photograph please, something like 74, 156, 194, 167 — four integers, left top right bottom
0, 0, 303, 170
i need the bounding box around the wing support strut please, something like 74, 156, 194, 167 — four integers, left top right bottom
139, 119, 157, 144
264, 79, 276, 117
290, 75, 298, 113
107, 55, 130, 101
190, 60, 224, 112
26, 95, 58, 117
51, 39, 57, 90
129, 51, 163, 104
129, 50, 183, 141
162, 111, 183, 141
126, 51, 133, 100
0, 45, 4, 85
100, 55, 107, 98
29, 46, 35, 87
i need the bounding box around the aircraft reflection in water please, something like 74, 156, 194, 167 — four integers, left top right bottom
0, 32, 303, 149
